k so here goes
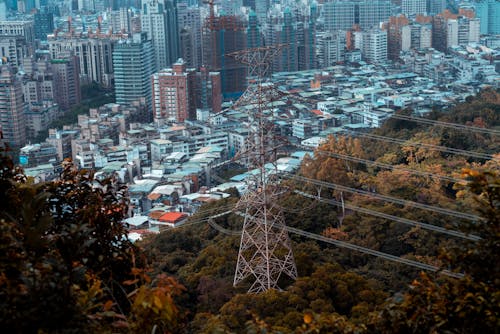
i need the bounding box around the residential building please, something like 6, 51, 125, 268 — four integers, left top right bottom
195, 66, 222, 113
177, 2, 202, 68
152, 58, 197, 125
411, 23, 432, 49
51, 53, 81, 111
428, 0, 446, 16
34, 11, 54, 41
0, 36, 28, 69
402, 0, 427, 17
46, 128, 79, 161
141, 0, 180, 69
323, 0, 391, 31
316, 31, 347, 67
474, 0, 500, 35
362, 29, 387, 64
25, 103, 59, 140
19, 143, 58, 167
446, 17, 480, 49
48, 36, 115, 87
0, 21, 35, 45
0, 64, 27, 150
109, 7, 132, 34
386, 15, 410, 61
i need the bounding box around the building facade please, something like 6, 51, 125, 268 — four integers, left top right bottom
141, 0, 180, 70
48, 36, 115, 87
113, 33, 156, 112
0, 64, 27, 149
51, 53, 81, 111
362, 29, 387, 64
152, 58, 196, 125
323, 0, 391, 31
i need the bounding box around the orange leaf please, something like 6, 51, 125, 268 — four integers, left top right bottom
103, 300, 113, 311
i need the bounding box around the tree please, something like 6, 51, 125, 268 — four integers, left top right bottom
0, 157, 185, 333
368, 169, 500, 334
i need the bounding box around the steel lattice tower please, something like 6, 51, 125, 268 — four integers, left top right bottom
229, 45, 298, 293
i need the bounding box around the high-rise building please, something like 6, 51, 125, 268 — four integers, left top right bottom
177, 2, 202, 68
195, 66, 222, 113
179, 27, 195, 68
141, 0, 180, 70
362, 29, 387, 63
446, 17, 480, 48
202, 12, 246, 99
0, 20, 35, 44
278, 8, 297, 72
316, 31, 347, 67
113, 33, 156, 114
220, 0, 244, 16
48, 36, 116, 87
323, 0, 355, 31
474, 0, 500, 35
323, 0, 391, 31
411, 23, 432, 49
34, 11, 54, 41
266, 6, 315, 73
402, 0, 427, 17
0, 64, 27, 150
386, 15, 410, 61
358, 0, 391, 29
152, 58, 196, 124
431, 14, 447, 51
255, 0, 269, 25
0, 36, 28, 69
297, 7, 317, 71
428, 0, 446, 16
247, 10, 262, 49
109, 7, 132, 34
51, 52, 81, 112
0, 2, 6, 21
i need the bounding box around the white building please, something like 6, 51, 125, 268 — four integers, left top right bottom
48, 37, 115, 87
317, 31, 347, 67
0, 21, 35, 44
446, 18, 480, 49
141, 0, 180, 69
362, 29, 387, 64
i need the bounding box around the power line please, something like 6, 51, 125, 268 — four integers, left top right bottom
207, 213, 464, 279
159, 205, 466, 278
284, 174, 481, 222
390, 114, 500, 136
284, 225, 463, 279
295, 190, 480, 241
295, 144, 464, 184
348, 131, 497, 161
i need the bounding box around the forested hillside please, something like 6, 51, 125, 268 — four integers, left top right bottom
0, 89, 499, 333
139, 88, 500, 333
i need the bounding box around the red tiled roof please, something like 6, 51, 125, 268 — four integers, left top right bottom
158, 212, 188, 223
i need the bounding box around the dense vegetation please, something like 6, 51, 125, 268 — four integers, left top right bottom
139, 89, 500, 332
1, 89, 499, 333
0, 158, 184, 333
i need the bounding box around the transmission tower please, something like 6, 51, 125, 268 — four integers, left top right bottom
229, 45, 298, 293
